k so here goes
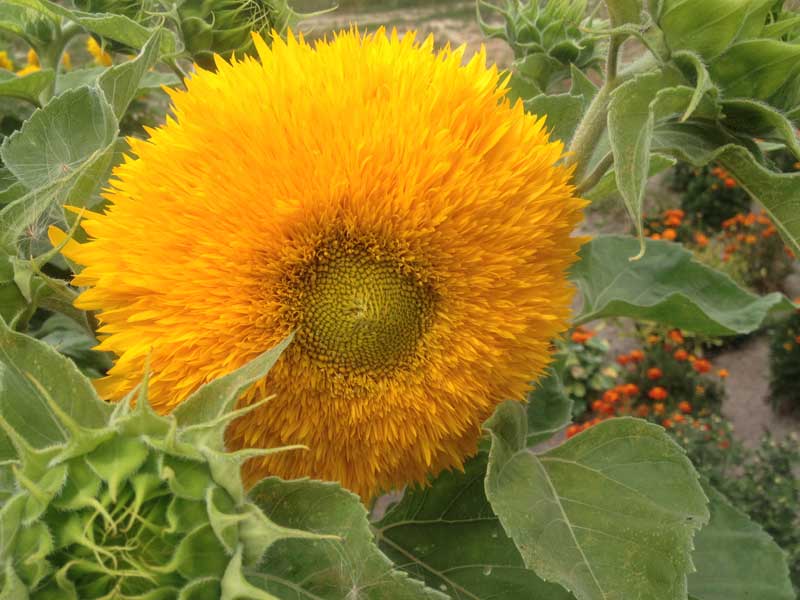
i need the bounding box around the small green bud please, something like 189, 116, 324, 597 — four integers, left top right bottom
177, 0, 296, 69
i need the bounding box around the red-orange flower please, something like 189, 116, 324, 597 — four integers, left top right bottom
648, 386, 668, 401
602, 390, 620, 404
723, 177, 736, 188
622, 383, 639, 396
662, 418, 674, 428
646, 367, 662, 380
693, 232, 709, 247
668, 329, 684, 344
693, 358, 712, 373
629, 349, 645, 362
566, 424, 581, 439
653, 402, 666, 415
616, 354, 630, 366
717, 368, 729, 378
674, 349, 688, 361
570, 327, 595, 343
662, 228, 677, 241
634, 404, 650, 417
678, 401, 692, 413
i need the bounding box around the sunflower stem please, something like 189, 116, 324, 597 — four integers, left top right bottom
566, 35, 623, 188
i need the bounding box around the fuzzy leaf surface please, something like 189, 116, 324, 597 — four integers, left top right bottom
484, 402, 709, 600
375, 452, 575, 600
571, 235, 796, 335
0, 317, 111, 448
525, 365, 573, 447
249, 478, 447, 599
688, 483, 795, 600
0, 69, 53, 104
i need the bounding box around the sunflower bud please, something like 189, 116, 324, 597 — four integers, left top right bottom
177, 0, 295, 69
478, 0, 601, 94
0, 365, 315, 599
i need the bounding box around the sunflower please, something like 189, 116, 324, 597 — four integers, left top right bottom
53, 29, 585, 499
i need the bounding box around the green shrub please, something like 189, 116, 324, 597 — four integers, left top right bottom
769, 310, 800, 414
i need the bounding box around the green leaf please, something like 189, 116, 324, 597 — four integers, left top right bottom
99, 28, 169, 118
526, 93, 584, 146
688, 483, 795, 600
526, 364, 573, 447
672, 50, 716, 122
0, 253, 28, 326
249, 478, 447, 599
5, 0, 178, 54
0, 317, 111, 449
0, 69, 53, 105
1, 85, 116, 189
607, 69, 688, 255
484, 402, 709, 600
658, 0, 770, 60
571, 235, 796, 335
375, 451, 575, 599
0, 86, 118, 249
710, 39, 800, 105
584, 153, 675, 204
653, 123, 800, 255
720, 99, 800, 160
57, 67, 179, 97
32, 313, 111, 376
172, 334, 293, 429
603, 0, 642, 26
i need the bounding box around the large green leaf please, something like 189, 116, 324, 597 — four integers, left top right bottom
0, 86, 118, 249
375, 452, 575, 600
484, 403, 709, 600
710, 39, 800, 105
658, 0, 770, 60
0, 69, 53, 105
688, 483, 795, 600
5, 0, 178, 54
1, 85, 116, 189
0, 317, 112, 449
527, 93, 584, 146
571, 235, 796, 335
249, 478, 447, 599
98, 28, 170, 118
525, 364, 573, 447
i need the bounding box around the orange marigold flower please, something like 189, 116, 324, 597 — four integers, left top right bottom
570, 327, 594, 343
756, 214, 771, 225
693, 232, 709, 247
646, 334, 660, 345
662, 418, 674, 428
566, 424, 581, 439
622, 383, 639, 396
786, 247, 796, 259
762, 226, 777, 238
678, 401, 692, 413
647, 367, 663, 380
723, 177, 736, 188
664, 216, 682, 227
668, 329, 684, 344
648, 386, 668, 401
591, 400, 605, 412
795, 335, 800, 344
717, 368, 729, 378
693, 358, 712, 373
650, 233, 663, 240
662, 228, 677, 241
634, 404, 650, 417
616, 354, 630, 366
673, 413, 685, 423
745, 213, 757, 226
695, 385, 706, 395
674, 349, 689, 361
745, 234, 757, 245
602, 390, 620, 404
629, 349, 645, 362
653, 402, 666, 415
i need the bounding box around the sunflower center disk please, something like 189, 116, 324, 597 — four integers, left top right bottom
296, 241, 436, 378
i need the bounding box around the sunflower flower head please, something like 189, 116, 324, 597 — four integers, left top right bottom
54, 29, 585, 499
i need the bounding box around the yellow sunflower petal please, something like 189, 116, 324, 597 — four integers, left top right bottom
65, 28, 586, 499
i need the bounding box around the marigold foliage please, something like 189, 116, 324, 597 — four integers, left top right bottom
55, 28, 585, 498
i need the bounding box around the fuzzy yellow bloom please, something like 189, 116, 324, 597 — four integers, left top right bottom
86, 36, 112, 66
61, 51, 72, 71
54, 29, 585, 499
26, 48, 38, 67
16, 64, 39, 77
